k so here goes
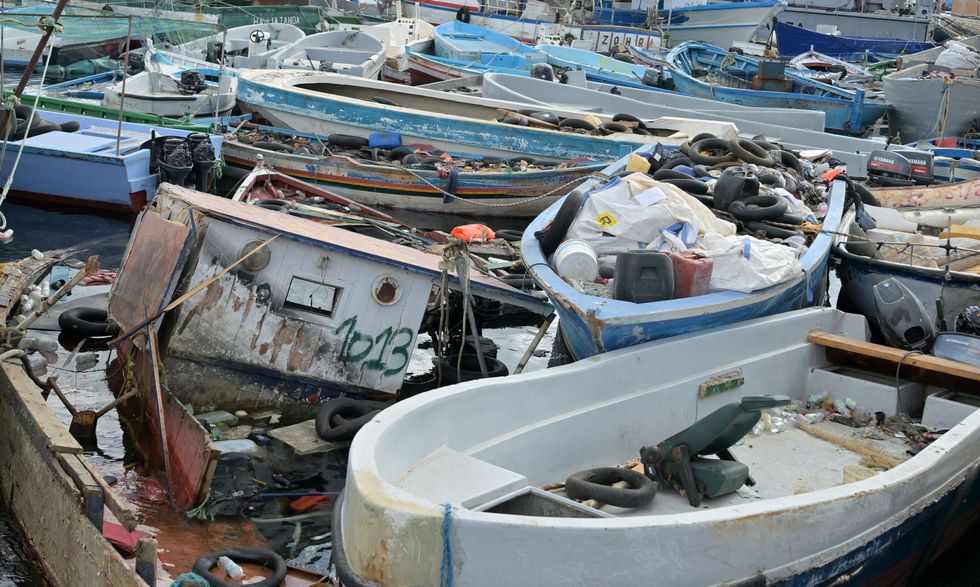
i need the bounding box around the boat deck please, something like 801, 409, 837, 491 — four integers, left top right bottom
587, 420, 911, 517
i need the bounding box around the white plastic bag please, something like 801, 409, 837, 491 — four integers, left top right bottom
934, 42, 980, 70
699, 233, 803, 293
567, 173, 735, 255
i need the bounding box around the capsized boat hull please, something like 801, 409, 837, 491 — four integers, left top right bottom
882, 65, 980, 143
333, 306, 980, 586
523, 144, 845, 360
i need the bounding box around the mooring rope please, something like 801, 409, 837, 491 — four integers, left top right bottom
439, 502, 454, 587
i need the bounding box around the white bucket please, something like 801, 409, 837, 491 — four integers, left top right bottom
553, 239, 598, 282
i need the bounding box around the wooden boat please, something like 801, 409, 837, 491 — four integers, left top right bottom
335, 305, 980, 586
0, 108, 222, 214
897, 35, 980, 69
787, 50, 874, 81
882, 64, 980, 143
340, 18, 436, 83
538, 44, 666, 90
523, 144, 845, 360
406, 49, 536, 84
478, 72, 887, 174
267, 30, 385, 79
908, 138, 980, 184
102, 51, 237, 118
434, 22, 545, 70
832, 179, 980, 329
235, 69, 732, 161
775, 20, 937, 60
221, 123, 607, 217
666, 41, 891, 135
168, 23, 306, 69
109, 166, 549, 414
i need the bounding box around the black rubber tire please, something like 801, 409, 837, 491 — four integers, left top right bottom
692, 165, 711, 177
753, 138, 781, 152
59, 120, 81, 133
728, 194, 788, 221
253, 199, 291, 211
711, 161, 742, 170
612, 52, 634, 63
540, 188, 585, 256
779, 150, 804, 175
456, 5, 470, 22
690, 132, 716, 144
854, 182, 880, 207
526, 111, 560, 126
745, 220, 801, 240
679, 141, 692, 155
558, 118, 597, 132
58, 307, 114, 338
692, 193, 716, 208
252, 140, 292, 152
661, 177, 708, 195
500, 117, 528, 126
13, 105, 34, 120
499, 273, 537, 290
757, 171, 786, 188
387, 146, 416, 161
689, 138, 736, 166
729, 138, 774, 166
437, 353, 508, 384
509, 156, 536, 166
565, 467, 656, 509
602, 122, 631, 134
315, 398, 388, 441
612, 113, 640, 123
328, 134, 369, 149
632, 127, 651, 136
371, 96, 399, 106
401, 154, 422, 165
193, 547, 286, 587
652, 168, 692, 181
662, 157, 693, 170
773, 212, 805, 225
24, 122, 60, 138
495, 229, 524, 242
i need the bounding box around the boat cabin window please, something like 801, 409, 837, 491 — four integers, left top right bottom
283, 277, 340, 317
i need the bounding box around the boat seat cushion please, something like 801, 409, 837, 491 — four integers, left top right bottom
661, 395, 792, 458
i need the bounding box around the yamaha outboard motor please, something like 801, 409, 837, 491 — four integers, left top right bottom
158, 137, 193, 186
872, 278, 936, 351
894, 149, 934, 184
955, 305, 980, 335
530, 63, 555, 81
177, 70, 208, 94
867, 150, 915, 187
204, 41, 225, 64
187, 133, 216, 192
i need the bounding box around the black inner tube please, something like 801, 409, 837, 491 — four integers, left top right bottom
193, 547, 287, 587
565, 467, 656, 509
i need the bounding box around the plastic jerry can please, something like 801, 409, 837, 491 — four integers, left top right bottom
667, 251, 713, 298
613, 250, 673, 303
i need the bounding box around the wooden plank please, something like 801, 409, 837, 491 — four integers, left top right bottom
808, 331, 980, 382
1, 362, 83, 454
939, 225, 980, 240
58, 453, 105, 530
268, 419, 350, 456
77, 456, 139, 532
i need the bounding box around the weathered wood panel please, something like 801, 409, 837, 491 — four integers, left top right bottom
0, 362, 145, 587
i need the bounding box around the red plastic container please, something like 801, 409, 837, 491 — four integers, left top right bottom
667, 251, 713, 298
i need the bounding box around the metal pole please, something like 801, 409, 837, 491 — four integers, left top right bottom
514, 313, 556, 374
115, 16, 133, 156
0, 0, 71, 136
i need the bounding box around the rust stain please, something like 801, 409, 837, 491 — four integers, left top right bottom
178, 282, 225, 335
258, 342, 270, 355
231, 294, 245, 312
286, 323, 322, 373
269, 320, 299, 364
250, 310, 268, 350
241, 287, 256, 322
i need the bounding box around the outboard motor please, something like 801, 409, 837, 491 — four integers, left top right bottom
894, 149, 934, 184
530, 63, 555, 81
177, 70, 208, 95
872, 278, 936, 352
187, 133, 216, 191
867, 150, 915, 187
158, 137, 193, 186
955, 305, 980, 335
641, 65, 672, 90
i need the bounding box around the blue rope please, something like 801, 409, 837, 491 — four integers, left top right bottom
171, 572, 210, 586
439, 503, 454, 587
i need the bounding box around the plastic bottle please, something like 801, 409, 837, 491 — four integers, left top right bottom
217, 556, 244, 580
833, 399, 850, 417
0, 229, 13, 244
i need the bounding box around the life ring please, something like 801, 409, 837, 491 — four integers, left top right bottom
193, 547, 286, 587
688, 138, 736, 166
729, 138, 775, 166
58, 307, 115, 338
728, 194, 788, 222
456, 5, 471, 22
315, 398, 388, 441
540, 188, 586, 255
565, 467, 656, 509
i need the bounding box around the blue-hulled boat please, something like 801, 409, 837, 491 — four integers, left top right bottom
536, 44, 670, 91
405, 48, 536, 85
775, 21, 938, 60
666, 41, 890, 135
433, 22, 545, 71
0, 109, 222, 214
522, 144, 845, 360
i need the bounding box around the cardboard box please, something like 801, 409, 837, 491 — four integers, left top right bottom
951, 0, 980, 17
